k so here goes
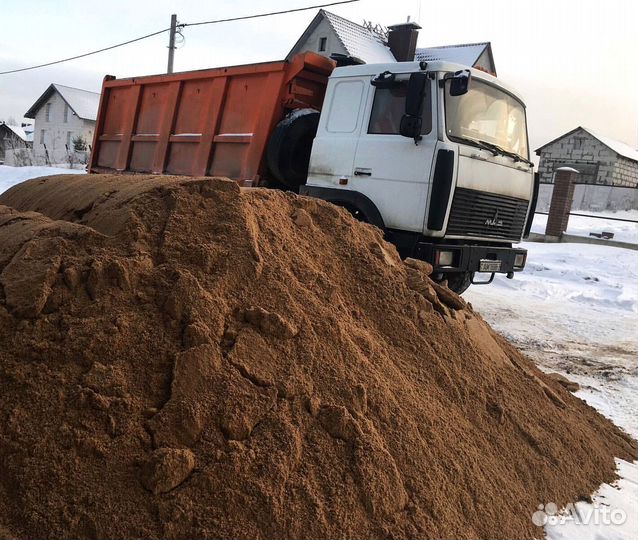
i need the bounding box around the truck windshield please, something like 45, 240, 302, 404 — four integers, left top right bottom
445, 79, 529, 161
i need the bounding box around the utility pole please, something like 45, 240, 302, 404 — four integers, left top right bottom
167, 14, 177, 74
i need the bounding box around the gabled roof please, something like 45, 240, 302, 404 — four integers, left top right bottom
535, 126, 638, 163
0, 123, 31, 142
289, 10, 498, 73
415, 42, 494, 71
24, 83, 100, 121
287, 9, 395, 64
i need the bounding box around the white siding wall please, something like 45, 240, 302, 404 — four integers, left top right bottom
32, 91, 95, 164
288, 18, 348, 60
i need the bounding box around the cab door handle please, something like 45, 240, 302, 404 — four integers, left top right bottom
354, 168, 372, 176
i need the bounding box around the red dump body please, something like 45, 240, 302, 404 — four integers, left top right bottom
89, 52, 334, 184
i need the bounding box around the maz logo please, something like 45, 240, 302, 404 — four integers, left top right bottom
485, 209, 504, 227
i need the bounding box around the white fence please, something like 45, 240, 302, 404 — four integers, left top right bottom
2, 148, 90, 169
537, 183, 638, 212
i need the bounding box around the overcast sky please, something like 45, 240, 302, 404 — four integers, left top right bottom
1, 0, 636, 153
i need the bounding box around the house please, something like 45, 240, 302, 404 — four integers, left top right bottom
415, 42, 495, 75
0, 122, 32, 165
535, 127, 638, 211
536, 127, 638, 187
24, 83, 100, 164
286, 9, 496, 75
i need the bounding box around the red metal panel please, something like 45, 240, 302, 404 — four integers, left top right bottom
152, 81, 182, 173
192, 77, 228, 176
114, 85, 142, 171
90, 52, 335, 180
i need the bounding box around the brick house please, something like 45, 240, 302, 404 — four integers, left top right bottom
535, 127, 638, 211
287, 9, 496, 74
24, 83, 100, 165
536, 126, 638, 187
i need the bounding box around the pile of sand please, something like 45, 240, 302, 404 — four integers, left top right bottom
0, 174, 634, 539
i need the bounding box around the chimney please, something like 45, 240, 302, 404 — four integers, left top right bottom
387, 20, 421, 62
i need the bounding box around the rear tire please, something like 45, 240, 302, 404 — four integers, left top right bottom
266, 109, 320, 190
444, 272, 472, 294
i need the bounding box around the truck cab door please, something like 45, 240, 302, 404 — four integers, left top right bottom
307, 78, 368, 188
351, 75, 437, 232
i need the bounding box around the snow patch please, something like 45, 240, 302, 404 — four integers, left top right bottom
0, 165, 86, 196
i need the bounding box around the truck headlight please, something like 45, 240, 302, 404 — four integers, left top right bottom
514, 253, 526, 268
436, 250, 454, 266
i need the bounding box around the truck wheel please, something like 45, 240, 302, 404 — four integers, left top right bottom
444, 272, 473, 295
267, 109, 320, 189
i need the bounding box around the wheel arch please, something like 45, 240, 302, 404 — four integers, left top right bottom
299, 186, 385, 229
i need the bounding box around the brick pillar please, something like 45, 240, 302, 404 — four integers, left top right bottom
545, 167, 578, 238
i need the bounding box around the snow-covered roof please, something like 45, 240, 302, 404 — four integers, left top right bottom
24, 83, 100, 121
415, 42, 490, 68
536, 126, 638, 163
581, 127, 638, 164
1, 124, 30, 142
322, 10, 395, 64
287, 9, 395, 64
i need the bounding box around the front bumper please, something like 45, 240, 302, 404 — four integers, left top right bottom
412, 242, 527, 275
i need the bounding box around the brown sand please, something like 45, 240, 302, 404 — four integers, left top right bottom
0, 174, 634, 539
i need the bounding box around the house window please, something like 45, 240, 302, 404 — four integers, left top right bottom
319, 37, 327, 52
40, 129, 45, 144
64, 104, 69, 123
45, 103, 51, 122
66, 131, 72, 148
368, 81, 432, 135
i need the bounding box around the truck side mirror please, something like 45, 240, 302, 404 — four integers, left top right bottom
405, 72, 427, 116
400, 72, 428, 142
399, 116, 423, 140
448, 70, 471, 96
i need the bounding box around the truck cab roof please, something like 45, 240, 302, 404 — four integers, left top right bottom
331, 60, 525, 104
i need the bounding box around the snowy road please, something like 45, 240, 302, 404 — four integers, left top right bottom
466, 240, 638, 540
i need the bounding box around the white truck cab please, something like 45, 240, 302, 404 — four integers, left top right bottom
301, 60, 537, 293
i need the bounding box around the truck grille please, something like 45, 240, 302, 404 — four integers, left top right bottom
446, 188, 528, 241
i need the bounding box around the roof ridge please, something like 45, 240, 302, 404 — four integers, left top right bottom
321, 9, 366, 31
52, 82, 100, 94
417, 42, 489, 50
322, 9, 386, 41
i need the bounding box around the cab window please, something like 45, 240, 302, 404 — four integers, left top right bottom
368, 81, 432, 135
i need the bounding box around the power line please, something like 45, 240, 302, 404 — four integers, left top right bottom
0, 28, 171, 75
183, 0, 357, 27
0, 0, 359, 76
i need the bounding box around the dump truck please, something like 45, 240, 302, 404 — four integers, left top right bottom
89, 51, 538, 293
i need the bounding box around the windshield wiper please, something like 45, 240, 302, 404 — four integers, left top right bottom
473, 139, 533, 166
453, 136, 500, 156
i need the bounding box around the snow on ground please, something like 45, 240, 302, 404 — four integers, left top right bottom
0, 165, 86, 195
466, 241, 638, 540
532, 210, 638, 244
